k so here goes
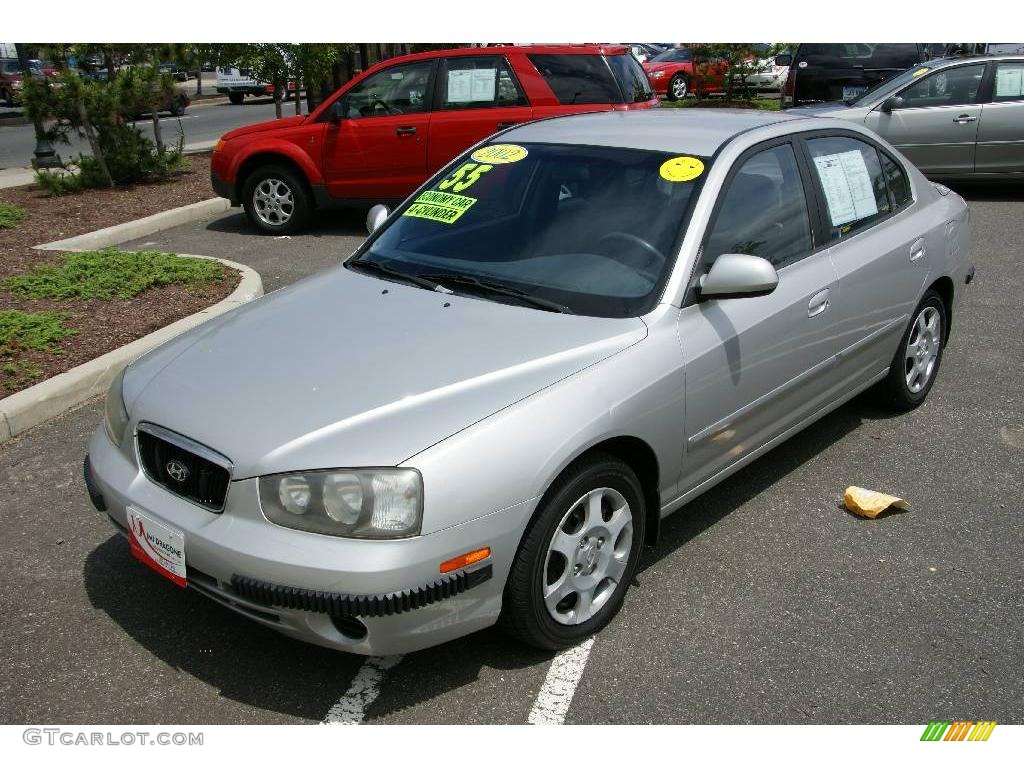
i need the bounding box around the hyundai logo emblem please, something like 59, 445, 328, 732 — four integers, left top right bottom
166, 460, 190, 483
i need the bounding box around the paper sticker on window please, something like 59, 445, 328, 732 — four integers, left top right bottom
448, 68, 498, 104
402, 190, 477, 224
912, 67, 929, 77
995, 65, 1024, 98
471, 144, 528, 164
659, 156, 704, 182
813, 150, 878, 227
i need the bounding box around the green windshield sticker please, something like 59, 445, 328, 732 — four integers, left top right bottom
402, 190, 477, 224
438, 161, 493, 194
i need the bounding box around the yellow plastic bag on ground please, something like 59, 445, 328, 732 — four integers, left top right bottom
844, 486, 910, 519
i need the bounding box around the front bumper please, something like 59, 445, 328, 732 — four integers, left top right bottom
86, 426, 535, 655
210, 169, 236, 205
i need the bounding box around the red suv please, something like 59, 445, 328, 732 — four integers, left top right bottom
210, 45, 658, 234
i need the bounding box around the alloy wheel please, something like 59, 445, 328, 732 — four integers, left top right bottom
543, 487, 634, 626
253, 177, 295, 227
905, 305, 941, 393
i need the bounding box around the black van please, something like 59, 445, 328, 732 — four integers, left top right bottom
780, 43, 929, 107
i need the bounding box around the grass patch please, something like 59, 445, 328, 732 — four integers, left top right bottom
0, 309, 76, 392
2, 248, 224, 300
659, 97, 780, 111
0, 201, 26, 229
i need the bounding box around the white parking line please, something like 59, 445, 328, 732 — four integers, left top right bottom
527, 638, 595, 725
322, 655, 403, 724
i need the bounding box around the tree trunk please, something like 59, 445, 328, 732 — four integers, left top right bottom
196, 68, 202, 96
77, 98, 113, 187
104, 49, 115, 82
274, 80, 283, 119
151, 109, 164, 154
358, 44, 370, 73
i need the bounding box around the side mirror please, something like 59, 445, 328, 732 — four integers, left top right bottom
880, 95, 904, 113
773, 53, 792, 67
699, 253, 778, 299
329, 100, 344, 122
365, 204, 390, 235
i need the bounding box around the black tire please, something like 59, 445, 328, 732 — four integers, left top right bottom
228, 92, 244, 105
877, 289, 947, 411
500, 453, 646, 650
0, 88, 12, 107
666, 73, 689, 101
242, 164, 312, 235
169, 97, 185, 117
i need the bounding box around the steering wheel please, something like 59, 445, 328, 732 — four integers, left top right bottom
596, 231, 664, 271
369, 99, 400, 115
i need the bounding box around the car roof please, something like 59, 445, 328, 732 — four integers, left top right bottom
926, 53, 1024, 67
502, 108, 806, 156
372, 44, 630, 68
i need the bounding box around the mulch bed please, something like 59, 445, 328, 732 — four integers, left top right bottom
0, 154, 240, 396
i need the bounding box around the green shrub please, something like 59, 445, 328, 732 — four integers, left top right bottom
33, 166, 88, 196
0, 201, 26, 228
2, 249, 225, 300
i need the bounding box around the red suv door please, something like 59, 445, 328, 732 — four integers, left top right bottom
427, 54, 534, 174
321, 58, 436, 201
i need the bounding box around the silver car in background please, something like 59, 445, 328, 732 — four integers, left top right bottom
85, 109, 972, 655
791, 55, 1024, 179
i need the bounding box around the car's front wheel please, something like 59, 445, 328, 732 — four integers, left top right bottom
878, 289, 947, 410
501, 453, 646, 650
666, 73, 689, 100
228, 92, 244, 105
242, 165, 312, 235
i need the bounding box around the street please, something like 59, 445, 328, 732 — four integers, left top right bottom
0, 97, 288, 170
1, 183, 1021, 725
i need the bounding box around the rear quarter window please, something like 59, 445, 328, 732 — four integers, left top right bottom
607, 54, 654, 102
527, 54, 623, 105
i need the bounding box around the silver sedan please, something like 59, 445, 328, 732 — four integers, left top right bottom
85, 109, 973, 655
790, 54, 1024, 179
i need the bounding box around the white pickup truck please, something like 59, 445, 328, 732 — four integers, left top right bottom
215, 68, 273, 104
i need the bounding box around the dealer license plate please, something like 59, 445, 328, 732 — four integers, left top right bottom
127, 507, 186, 588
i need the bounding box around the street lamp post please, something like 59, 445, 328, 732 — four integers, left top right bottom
14, 43, 62, 169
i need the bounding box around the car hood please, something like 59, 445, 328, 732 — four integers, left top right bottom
785, 102, 872, 120
221, 115, 307, 141
124, 267, 647, 478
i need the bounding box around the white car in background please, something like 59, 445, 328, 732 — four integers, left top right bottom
734, 52, 791, 92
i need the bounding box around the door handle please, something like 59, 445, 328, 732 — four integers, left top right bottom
952, 114, 977, 124
497, 121, 517, 129
807, 288, 831, 318
910, 238, 926, 262
395, 126, 417, 136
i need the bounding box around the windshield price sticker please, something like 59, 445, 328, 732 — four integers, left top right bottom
403, 190, 477, 224
659, 156, 704, 182
912, 67, 929, 77
439, 162, 493, 194
470, 144, 529, 164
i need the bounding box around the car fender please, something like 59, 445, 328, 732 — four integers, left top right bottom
228, 138, 325, 189
406, 312, 687, 538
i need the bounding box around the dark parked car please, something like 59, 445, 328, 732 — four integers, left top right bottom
782, 43, 929, 107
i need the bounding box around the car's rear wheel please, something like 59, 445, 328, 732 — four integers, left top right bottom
169, 97, 185, 116
878, 289, 946, 411
242, 164, 311, 235
228, 92, 244, 105
666, 73, 689, 100
0, 88, 12, 107
501, 453, 645, 650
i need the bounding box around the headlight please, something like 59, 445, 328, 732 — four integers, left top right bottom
104, 366, 129, 446
259, 468, 423, 539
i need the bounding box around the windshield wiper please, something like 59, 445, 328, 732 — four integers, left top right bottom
419, 273, 574, 314
347, 259, 448, 293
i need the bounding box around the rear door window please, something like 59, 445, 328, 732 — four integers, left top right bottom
439, 55, 527, 110
527, 54, 622, 105
607, 54, 654, 102
797, 44, 921, 68
806, 136, 892, 240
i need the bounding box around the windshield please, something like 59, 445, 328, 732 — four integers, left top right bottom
350, 142, 707, 318
649, 48, 692, 64
849, 62, 934, 106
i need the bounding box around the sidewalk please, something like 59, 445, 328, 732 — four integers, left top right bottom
0, 141, 217, 190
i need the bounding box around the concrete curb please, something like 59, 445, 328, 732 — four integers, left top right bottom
34, 197, 231, 252
0, 253, 262, 444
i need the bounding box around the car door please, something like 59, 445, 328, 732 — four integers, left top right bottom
976, 60, 1024, 175
803, 134, 928, 386
426, 55, 533, 175
321, 58, 436, 202
864, 63, 986, 175
679, 141, 841, 492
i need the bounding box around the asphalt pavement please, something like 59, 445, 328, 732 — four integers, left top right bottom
0, 98, 288, 170
1, 184, 1022, 724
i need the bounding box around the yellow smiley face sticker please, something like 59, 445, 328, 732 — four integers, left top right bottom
660, 156, 704, 183
470, 144, 529, 164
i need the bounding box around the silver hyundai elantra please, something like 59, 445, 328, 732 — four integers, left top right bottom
85, 109, 973, 655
